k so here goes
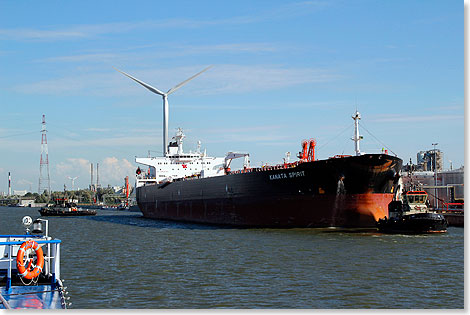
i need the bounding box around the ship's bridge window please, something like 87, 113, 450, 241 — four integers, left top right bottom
408, 195, 425, 203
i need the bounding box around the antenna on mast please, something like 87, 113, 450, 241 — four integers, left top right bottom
114, 65, 212, 156
352, 110, 363, 156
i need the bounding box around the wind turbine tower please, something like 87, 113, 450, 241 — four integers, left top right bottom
8, 172, 11, 196
115, 66, 212, 156
68, 176, 78, 191
38, 114, 51, 195
96, 163, 100, 189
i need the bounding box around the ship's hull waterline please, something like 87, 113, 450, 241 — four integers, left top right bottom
136, 154, 403, 228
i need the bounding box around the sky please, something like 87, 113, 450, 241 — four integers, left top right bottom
0, 0, 464, 193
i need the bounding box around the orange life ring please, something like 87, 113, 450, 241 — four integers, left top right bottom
16, 240, 44, 280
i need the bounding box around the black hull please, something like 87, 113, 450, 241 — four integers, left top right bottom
376, 212, 448, 234
137, 154, 402, 228
442, 213, 464, 227
38, 209, 97, 216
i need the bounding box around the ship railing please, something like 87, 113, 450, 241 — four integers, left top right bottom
227, 161, 302, 175
328, 154, 352, 159
441, 202, 464, 213
0, 236, 61, 292
136, 174, 156, 180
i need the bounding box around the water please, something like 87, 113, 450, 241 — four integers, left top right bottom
0, 206, 464, 309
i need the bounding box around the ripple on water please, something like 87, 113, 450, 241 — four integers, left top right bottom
0, 207, 464, 309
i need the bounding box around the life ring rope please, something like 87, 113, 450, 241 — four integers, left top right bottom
16, 240, 44, 280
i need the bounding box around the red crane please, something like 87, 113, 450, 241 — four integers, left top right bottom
307, 139, 316, 162
298, 138, 316, 162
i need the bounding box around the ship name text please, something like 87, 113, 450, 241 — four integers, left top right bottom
269, 171, 305, 180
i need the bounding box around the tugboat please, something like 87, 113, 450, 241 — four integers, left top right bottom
0, 216, 69, 309
377, 190, 448, 233
39, 198, 96, 216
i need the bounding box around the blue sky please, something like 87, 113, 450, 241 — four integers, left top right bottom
0, 0, 464, 193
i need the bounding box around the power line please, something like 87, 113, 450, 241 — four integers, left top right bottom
0, 130, 38, 139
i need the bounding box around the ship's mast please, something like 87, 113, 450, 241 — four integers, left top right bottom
174, 128, 185, 155
352, 110, 362, 156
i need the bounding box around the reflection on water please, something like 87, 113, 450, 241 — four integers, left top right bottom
86, 214, 221, 230
0, 207, 464, 309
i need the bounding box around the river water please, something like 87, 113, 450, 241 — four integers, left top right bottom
0, 206, 464, 309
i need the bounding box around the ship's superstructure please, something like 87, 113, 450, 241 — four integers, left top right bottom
135, 128, 249, 187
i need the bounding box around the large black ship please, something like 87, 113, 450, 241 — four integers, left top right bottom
136, 152, 402, 227
116, 67, 403, 228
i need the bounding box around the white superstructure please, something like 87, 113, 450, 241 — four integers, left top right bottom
135, 128, 249, 187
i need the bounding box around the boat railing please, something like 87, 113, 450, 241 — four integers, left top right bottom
440, 202, 464, 213
0, 236, 61, 292
227, 161, 302, 175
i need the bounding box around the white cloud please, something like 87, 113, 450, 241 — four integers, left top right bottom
55, 158, 91, 176
100, 157, 135, 184
13, 64, 341, 96
84, 128, 112, 132
372, 114, 463, 123
53, 156, 136, 188
197, 64, 341, 94
17, 179, 33, 186
0, 2, 330, 41
37, 42, 279, 64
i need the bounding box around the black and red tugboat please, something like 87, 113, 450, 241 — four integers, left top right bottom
377, 190, 448, 233
39, 198, 96, 217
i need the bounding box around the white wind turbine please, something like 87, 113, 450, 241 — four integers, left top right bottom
67, 176, 78, 191
114, 65, 212, 156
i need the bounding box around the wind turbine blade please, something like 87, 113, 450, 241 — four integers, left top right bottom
113, 67, 166, 96
167, 65, 213, 95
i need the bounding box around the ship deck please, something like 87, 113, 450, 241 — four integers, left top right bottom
0, 284, 64, 309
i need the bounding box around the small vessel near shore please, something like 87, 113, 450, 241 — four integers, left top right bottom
0, 216, 69, 309
377, 190, 448, 233
39, 199, 96, 216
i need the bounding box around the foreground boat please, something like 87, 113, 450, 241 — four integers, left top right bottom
377, 191, 448, 233
0, 216, 69, 309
